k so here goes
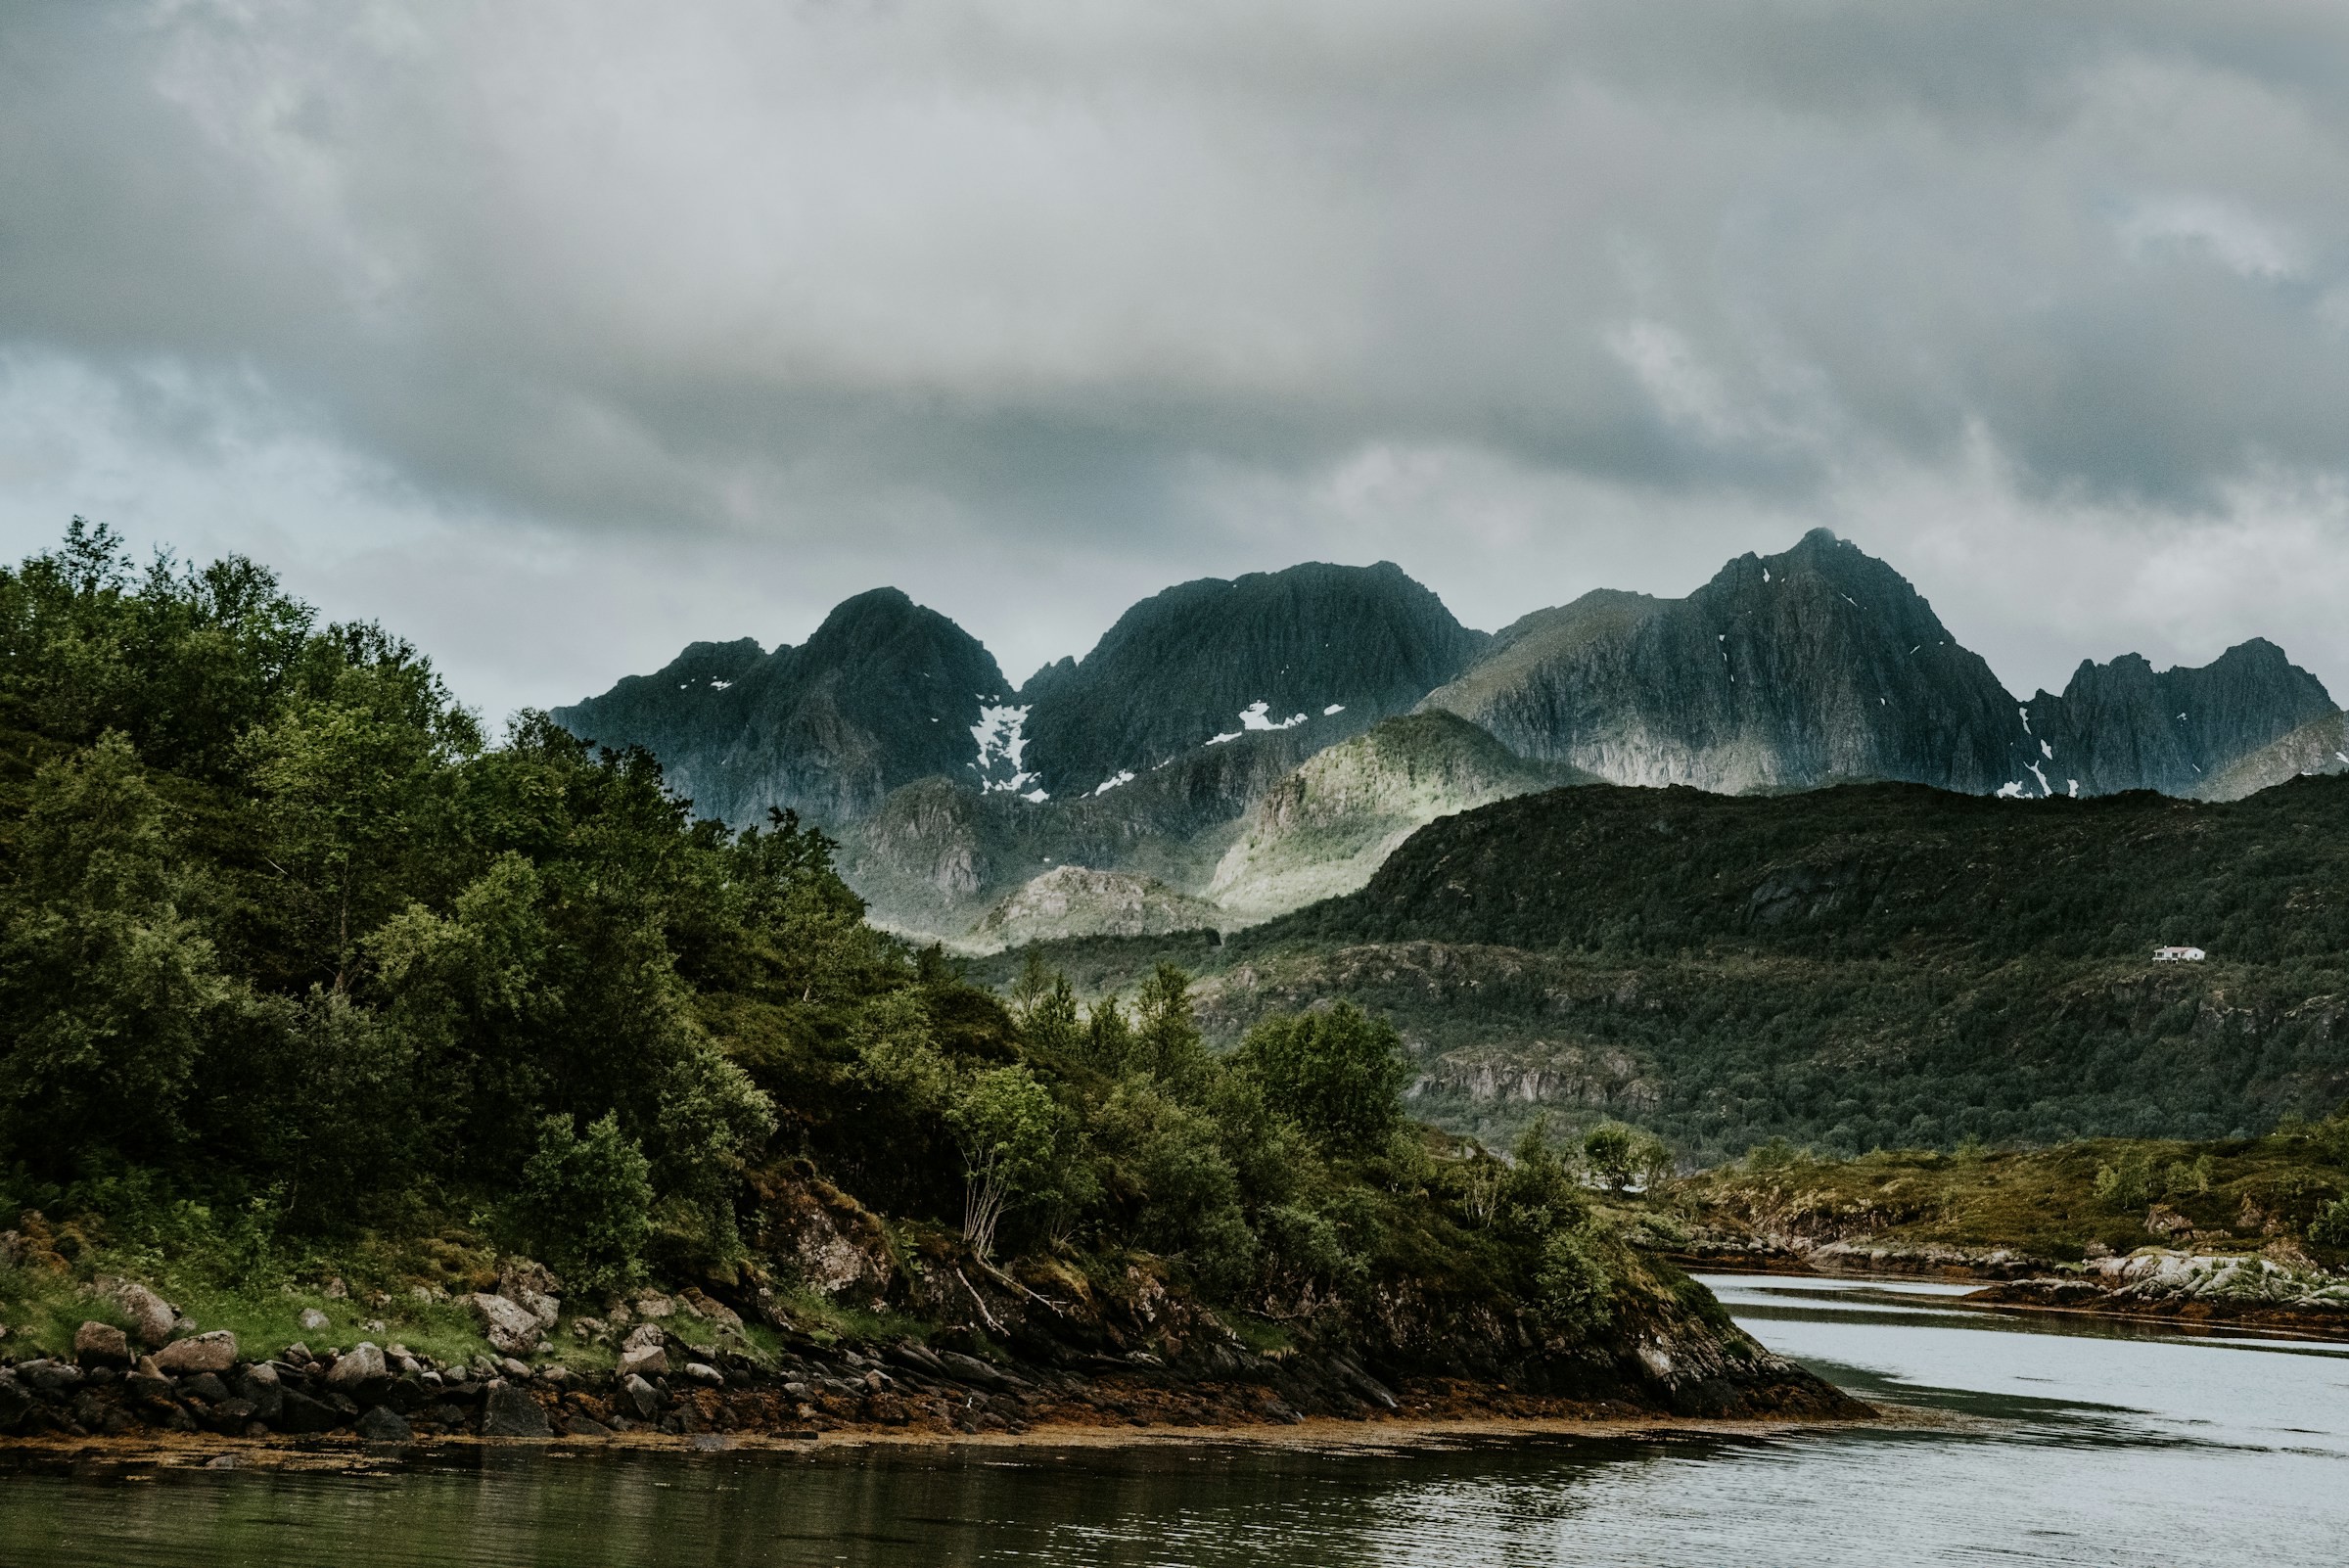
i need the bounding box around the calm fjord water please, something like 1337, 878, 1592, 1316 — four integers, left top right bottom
4, 1273, 2344, 1567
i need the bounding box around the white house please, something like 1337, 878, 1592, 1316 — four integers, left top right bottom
2152, 945, 2206, 963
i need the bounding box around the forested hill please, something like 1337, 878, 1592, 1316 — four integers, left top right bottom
1263, 777, 2349, 964
978, 778, 2349, 1162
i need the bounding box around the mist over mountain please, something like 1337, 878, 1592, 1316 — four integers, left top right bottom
556, 532, 2341, 943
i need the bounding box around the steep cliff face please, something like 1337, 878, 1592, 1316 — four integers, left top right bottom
2022, 640, 2338, 800
1016, 561, 1488, 798
1420, 529, 2030, 794
555, 588, 1011, 826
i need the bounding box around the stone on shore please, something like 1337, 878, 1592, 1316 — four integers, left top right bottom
155, 1331, 238, 1375
354, 1405, 412, 1442
325, 1342, 389, 1395
482, 1382, 552, 1439
73, 1321, 132, 1367
467, 1293, 543, 1356
619, 1372, 660, 1420
94, 1277, 178, 1347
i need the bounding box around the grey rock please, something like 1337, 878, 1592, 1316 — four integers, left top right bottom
298, 1308, 332, 1332
619, 1373, 661, 1420
93, 1277, 177, 1347
354, 1405, 412, 1442
681, 1362, 723, 1386
23, 1360, 85, 1394
154, 1331, 238, 1375
325, 1342, 389, 1396
619, 1344, 668, 1379
467, 1293, 542, 1357
562, 1412, 614, 1438
481, 1382, 552, 1439
237, 1360, 284, 1423
274, 1386, 343, 1434
72, 1321, 132, 1367
183, 1372, 232, 1405
0, 1373, 32, 1431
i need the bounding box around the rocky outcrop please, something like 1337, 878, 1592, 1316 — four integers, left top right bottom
2196, 711, 2349, 802
1209, 712, 1584, 921
970, 866, 1221, 949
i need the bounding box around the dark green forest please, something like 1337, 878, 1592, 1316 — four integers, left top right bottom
0, 525, 1608, 1336
975, 778, 2349, 1161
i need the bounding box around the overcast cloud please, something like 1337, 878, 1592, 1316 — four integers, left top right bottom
4, 1, 2347, 720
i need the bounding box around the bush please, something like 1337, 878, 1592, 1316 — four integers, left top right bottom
2307, 1196, 2349, 1249
513, 1113, 654, 1302
1535, 1226, 1613, 1337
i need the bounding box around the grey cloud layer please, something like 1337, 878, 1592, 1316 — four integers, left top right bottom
3, 1, 2348, 713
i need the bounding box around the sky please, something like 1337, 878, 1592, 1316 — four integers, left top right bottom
4, 1, 2348, 725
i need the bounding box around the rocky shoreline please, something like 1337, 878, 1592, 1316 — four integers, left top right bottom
1669, 1240, 2349, 1343
3, 1257, 1864, 1450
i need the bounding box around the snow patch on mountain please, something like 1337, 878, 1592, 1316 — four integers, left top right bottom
971, 702, 1042, 796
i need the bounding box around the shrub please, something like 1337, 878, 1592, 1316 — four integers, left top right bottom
513, 1112, 654, 1302
2311, 1197, 2349, 1249
2093, 1151, 2155, 1210
1535, 1226, 1613, 1337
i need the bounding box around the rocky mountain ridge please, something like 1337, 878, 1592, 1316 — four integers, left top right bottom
557, 534, 2341, 943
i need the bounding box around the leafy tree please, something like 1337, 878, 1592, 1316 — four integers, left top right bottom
944, 1065, 1067, 1259
1584, 1122, 1640, 1191
1239, 1002, 1412, 1150
0, 732, 236, 1169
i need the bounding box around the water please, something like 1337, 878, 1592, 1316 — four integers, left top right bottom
4, 1272, 2345, 1566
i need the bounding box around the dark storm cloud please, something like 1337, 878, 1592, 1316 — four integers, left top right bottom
3, 1, 2348, 715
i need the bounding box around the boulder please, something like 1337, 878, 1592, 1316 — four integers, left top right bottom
183, 1372, 232, 1406
93, 1277, 178, 1347
155, 1331, 238, 1375
73, 1321, 132, 1367
618, 1373, 661, 1420
126, 1371, 176, 1405
325, 1342, 390, 1397
21, 1360, 84, 1394
0, 1372, 32, 1432
354, 1405, 412, 1442
682, 1362, 723, 1386
237, 1362, 284, 1422
497, 1259, 563, 1327
298, 1308, 332, 1332
630, 1293, 675, 1320
467, 1293, 543, 1357
274, 1386, 343, 1434
618, 1344, 668, 1379
481, 1382, 552, 1439
679, 1289, 743, 1330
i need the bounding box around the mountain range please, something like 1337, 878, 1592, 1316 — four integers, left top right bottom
555, 530, 2343, 944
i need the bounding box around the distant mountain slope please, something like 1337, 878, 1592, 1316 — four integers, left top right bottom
1417, 529, 2336, 804
1016, 561, 1488, 798
968, 866, 1222, 950
2197, 711, 2349, 803
1207, 712, 1590, 921
1275, 774, 2349, 964
1419, 529, 2030, 794
554, 587, 1010, 825
2022, 641, 2338, 799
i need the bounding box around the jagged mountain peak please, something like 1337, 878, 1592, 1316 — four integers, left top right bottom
1013, 559, 1488, 797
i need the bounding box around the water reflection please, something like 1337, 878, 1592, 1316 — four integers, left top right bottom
3, 1273, 2344, 1566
